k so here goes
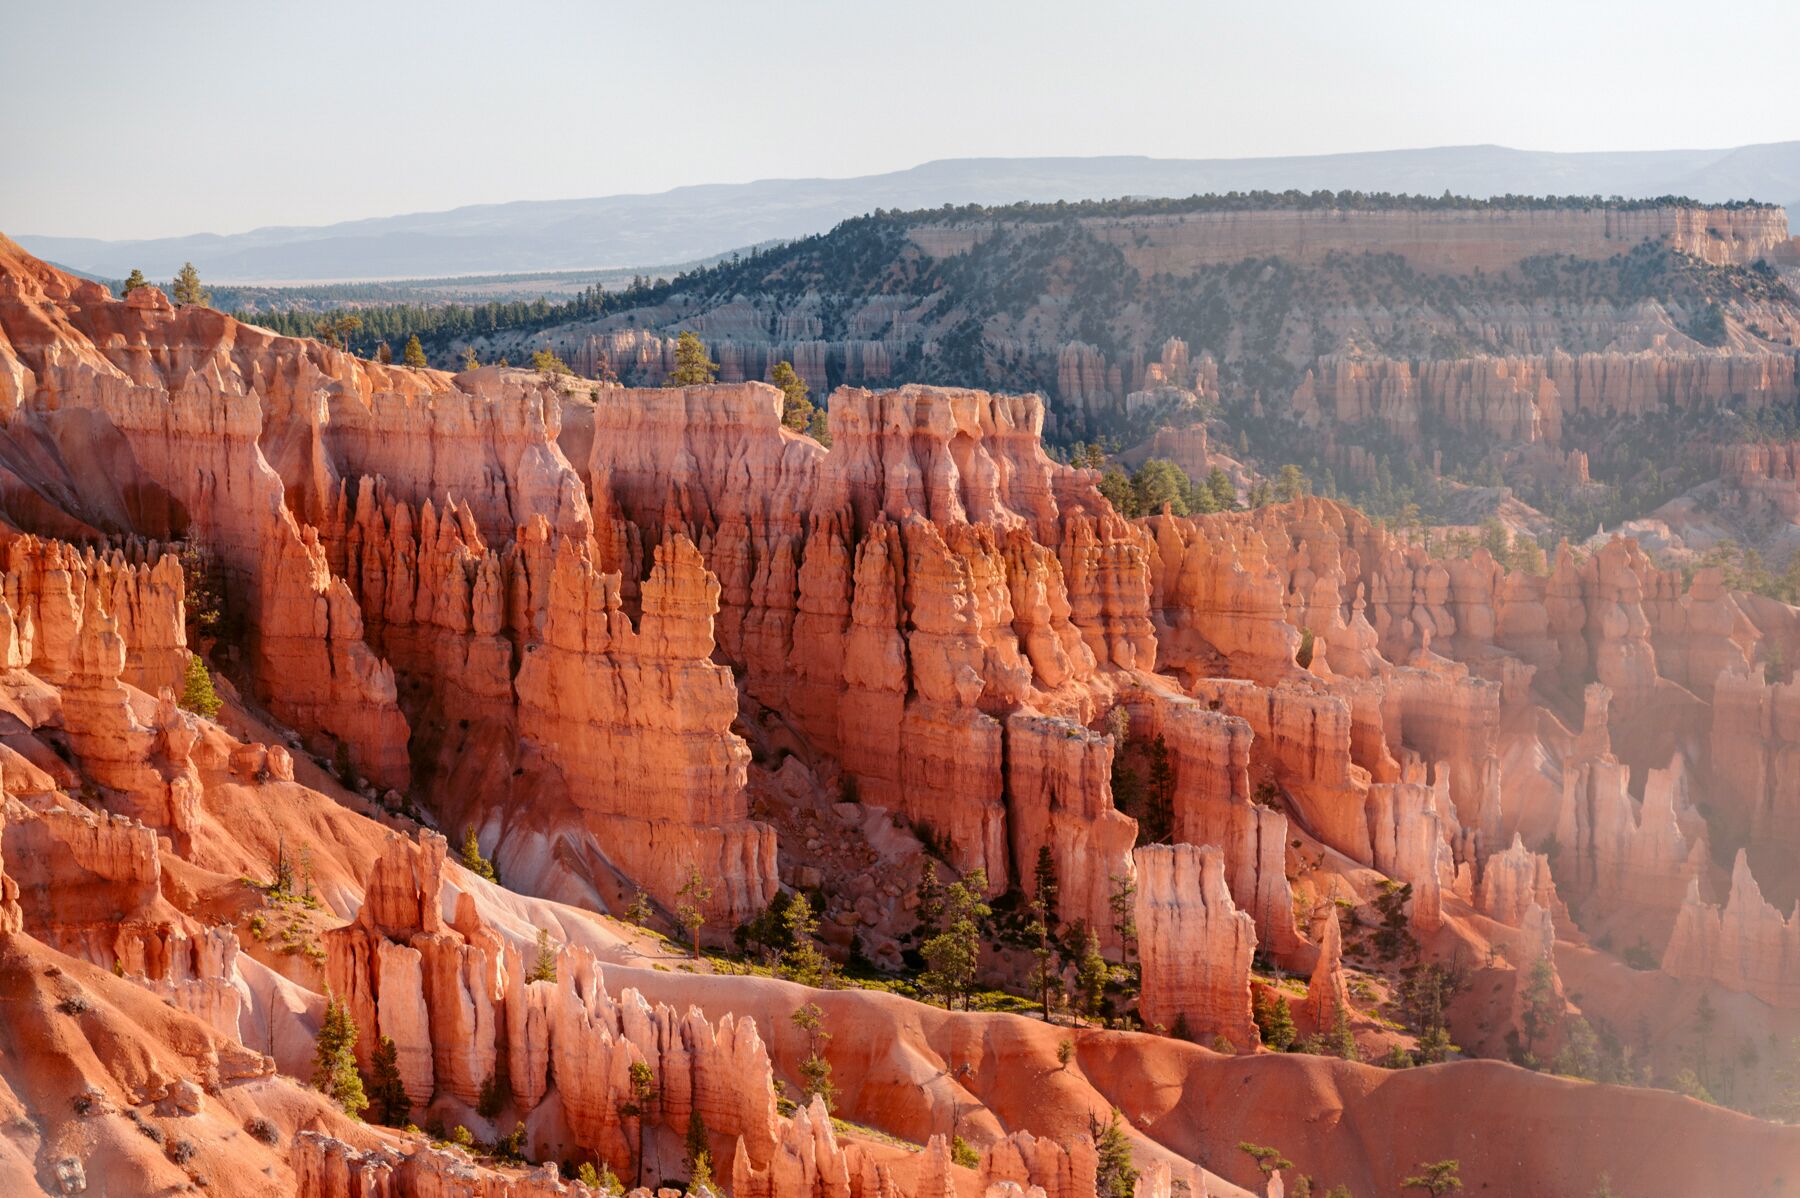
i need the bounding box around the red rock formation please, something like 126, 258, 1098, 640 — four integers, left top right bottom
1003, 713, 1136, 947
1555, 754, 1707, 950
1662, 851, 1800, 1008
325, 830, 783, 1174
1302, 908, 1349, 1032
1292, 349, 1800, 445
1133, 844, 1258, 1047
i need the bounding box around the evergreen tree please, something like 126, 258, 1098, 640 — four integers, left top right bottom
121, 268, 148, 295
531, 348, 572, 376
677, 864, 713, 957
1519, 955, 1560, 1060
770, 360, 814, 431
1253, 990, 1297, 1051
1090, 1109, 1138, 1198
1402, 1160, 1462, 1196
1130, 459, 1190, 516
527, 927, 558, 983
620, 1060, 657, 1188
684, 1109, 712, 1188
313, 312, 363, 350
1205, 467, 1237, 510
1098, 467, 1137, 516
1275, 464, 1309, 502
1238, 1143, 1293, 1179
460, 345, 481, 371
171, 262, 209, 307
668, 331, 718, 386
375, 341, 393, 364
1027, 904, 1062, 1021
920, 868, 990, 1008
1416, 1024, 1456, 1064
1141, 736, 1175, 844
775, 892, 834, 986
367, 1034, 411, 1126
805, 405, 832, 447
313, 990, 368, 1118
1075, 926, 1109, 1017
791, 1002, 836, 1110
912, 860, 946, 944
460, 827, 498, 883
178, 653, 222, 720
403, 333, 428, 368
1033, 846, 1061, 929
624, 889, 653, 927
1108, 874, 1138, 969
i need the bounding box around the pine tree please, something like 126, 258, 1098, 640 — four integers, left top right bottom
1033, 846, 1060, 929
770, 360, 814, 431
531, 348, 572, 376
1205, 467, 1237, 511
121, 268, 147, 295
774, 893, 834, 986
1091, 1109, 1138, 1198
668, 331, 718, 386
375, 341, 393, 364
171, 262, 209, 307
1108, 874, 1137, 969
367, 1034, 411, 1126
805, 406, 832, 447
1253, 990, 1297, 1051
1027, 905, 1061, 1021
677, 864, 712, 957
913, 860, 946, 944
313, 312, 362, 350
1402, 1160, 1462, 1196
403, 334, 428, 368
1275, 464, 1309, 502
1142, 733, 1175, 844
920, 868, 990, 1008
791, 1002, 836, 1109
178, 653, 222, 720
621, 1060, 657, 1188
313, 990, 368, 1118
459, 827, 497, 882
624, 889, 653, 927
1238, 1143, 1293, 1179
527, 927, 558, 983
684, 1109, 712, 1188
460, 345, 481, 371
1076, 926, 1109, 1017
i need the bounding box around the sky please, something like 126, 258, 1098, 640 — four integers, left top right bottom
5, 0, 1798, 241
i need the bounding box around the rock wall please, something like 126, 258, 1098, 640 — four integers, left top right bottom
1663, 851, 1800, 1008
1291, 350, 1800, 446
1133, 843, 1258, 1047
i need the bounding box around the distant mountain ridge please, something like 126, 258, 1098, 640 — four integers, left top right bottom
16, 141, 1800, 282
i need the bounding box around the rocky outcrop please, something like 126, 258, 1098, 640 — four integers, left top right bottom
1302, 908, 1349, 1032
1134, 843, 1258, 1047
1555, 754, 1707, 950
1662, 851, 1800, 1008
1291, 350, 1800, 446
56, 587, 203, 846
1003, 713, 1136, 946
325, 830, 783, 1173
1478, 834, 1564, 929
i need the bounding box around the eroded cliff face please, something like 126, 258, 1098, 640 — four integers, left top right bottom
3, 237, 1800, 1196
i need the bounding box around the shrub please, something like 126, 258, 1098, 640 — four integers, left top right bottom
57, 993, 92, 1016
246, 1116, 280, 1146
168, 1139, 197, 1165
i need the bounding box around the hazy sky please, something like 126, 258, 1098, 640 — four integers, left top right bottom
6, 0, 1797, 240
